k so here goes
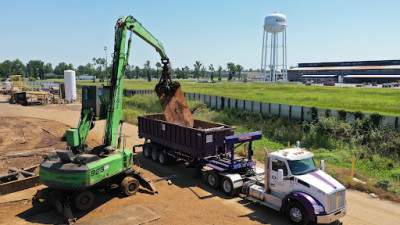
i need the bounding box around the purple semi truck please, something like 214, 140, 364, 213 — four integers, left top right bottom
136, 113, 347, 225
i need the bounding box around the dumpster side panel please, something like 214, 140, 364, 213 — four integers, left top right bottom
138, 114, 235, 159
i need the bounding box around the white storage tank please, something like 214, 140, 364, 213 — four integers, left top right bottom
64, 70, 77, 103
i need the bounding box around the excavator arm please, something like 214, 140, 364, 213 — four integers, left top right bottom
125, 16, 168, 59
104, 15, 193, 148
69, 15, 193, 153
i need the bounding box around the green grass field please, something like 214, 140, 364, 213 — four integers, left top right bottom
66, 79, 400, 116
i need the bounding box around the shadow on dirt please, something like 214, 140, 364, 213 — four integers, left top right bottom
16, 186, 152, 224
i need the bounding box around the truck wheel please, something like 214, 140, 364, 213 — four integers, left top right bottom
286, 202, 309, 225
121, 176, 140, 196
221, 177, 237, 196
143, 145, 152, 158
151, 149, 159, 161
158, 152, 170, 165
206, 170, 220, 189
73, 190, 95, 211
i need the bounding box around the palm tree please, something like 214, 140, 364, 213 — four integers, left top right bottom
236, 64, 243, 80
144, 60, 151, 82
209, 64, 215, 82
155, 62, 162, 79
227, 62, 235, 81
184, 66, 190, 79
217, 66, 222, 82
201, 66, 206, 80
194, 61, 202, 81
135, 66, 140, 79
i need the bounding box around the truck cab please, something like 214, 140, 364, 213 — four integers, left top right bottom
243, 146, 347, 225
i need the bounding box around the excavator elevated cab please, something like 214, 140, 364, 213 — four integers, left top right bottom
81, 85, 110, 119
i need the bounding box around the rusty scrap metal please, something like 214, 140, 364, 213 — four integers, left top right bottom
0, 165, 39, 195
155, 59, 194, 127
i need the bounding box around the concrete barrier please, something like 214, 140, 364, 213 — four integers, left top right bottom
281, 104, 291, 118
237, 99, 245, 110
260, 102, 269, 115
253, 101, 261, 113
303, 107, 313, 122
291, 105, 302, 120
382, 115, 396, 128
200, 94, 205, 102
245, 100, 252, 112
217, 96, 222, 110
211, 95, 217, 109
270, 103, 280, 116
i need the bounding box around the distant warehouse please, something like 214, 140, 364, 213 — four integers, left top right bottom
288, 60, 400, 83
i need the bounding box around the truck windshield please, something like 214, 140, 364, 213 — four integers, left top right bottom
287, 158, 317, 175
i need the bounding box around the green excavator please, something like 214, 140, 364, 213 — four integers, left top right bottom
34, 15, 189, 223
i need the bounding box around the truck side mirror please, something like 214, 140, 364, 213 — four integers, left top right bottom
278, 169, 284, 181
320, 160, 325, 171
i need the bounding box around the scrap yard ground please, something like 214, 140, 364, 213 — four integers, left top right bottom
0, 94, 399, 225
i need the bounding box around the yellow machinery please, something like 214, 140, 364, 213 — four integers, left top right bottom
10, 75, 48, 104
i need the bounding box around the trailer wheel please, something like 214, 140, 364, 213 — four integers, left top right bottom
206, 170, 220, 189
73, 190, 95, 211
158, 152, 170, 165
151, 149, 159, 161
286, 202, 309, 225
121, 176, 140, 196
221, 177, 237, 196
143, 145, 152, 158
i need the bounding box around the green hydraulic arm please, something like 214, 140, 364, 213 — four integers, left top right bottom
67, 15, 169, 153
103, 15, 169, 148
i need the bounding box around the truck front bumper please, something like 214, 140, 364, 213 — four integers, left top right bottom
316, 205, 347, 224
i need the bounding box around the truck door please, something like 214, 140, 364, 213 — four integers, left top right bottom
270, 159, 291, 195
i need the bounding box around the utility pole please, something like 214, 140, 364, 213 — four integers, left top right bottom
104, 46, 109, 85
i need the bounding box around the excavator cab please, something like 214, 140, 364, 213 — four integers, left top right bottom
82, 85, 109, 119
155, 59, 194, 127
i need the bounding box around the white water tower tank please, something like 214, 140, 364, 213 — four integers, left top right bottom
64, 70, 77, 102
260, 12, 288, 84
264, 13, 287, 33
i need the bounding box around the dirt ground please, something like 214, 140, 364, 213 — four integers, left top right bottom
0, 94, 399, 225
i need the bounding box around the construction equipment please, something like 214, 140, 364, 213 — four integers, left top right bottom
35, 15, 165, 223
9, 75, 48, 104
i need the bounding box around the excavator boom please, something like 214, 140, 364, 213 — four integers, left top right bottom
125, 16, 194, 128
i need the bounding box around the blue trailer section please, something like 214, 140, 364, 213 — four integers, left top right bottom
205, 132, 262, 172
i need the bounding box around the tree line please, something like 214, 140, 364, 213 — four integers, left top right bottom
0, 58, 259, 82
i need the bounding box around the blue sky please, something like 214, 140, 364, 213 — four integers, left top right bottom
0, 0, 399, 70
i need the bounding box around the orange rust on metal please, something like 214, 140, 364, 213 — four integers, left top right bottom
136, 172, 158, 194
156, 82, 194, 128
0, 165, 39, 195
0, 176, 39, 195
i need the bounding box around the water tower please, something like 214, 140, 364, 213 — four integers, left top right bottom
260, 13, 287, 84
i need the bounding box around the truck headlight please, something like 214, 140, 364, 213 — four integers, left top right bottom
313, 205, 324, 213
